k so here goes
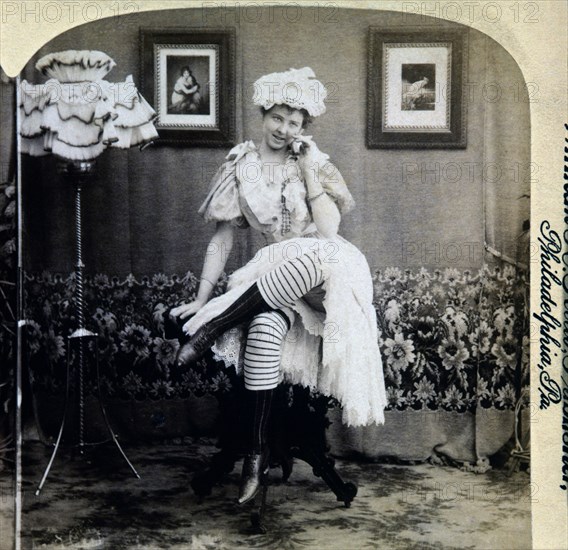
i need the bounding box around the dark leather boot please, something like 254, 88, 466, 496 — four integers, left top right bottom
238, 451, 269, 504
175, 283, 272, 368
237, 388, 273, 504
175, 325, 217, 367
163, 308, 190, 342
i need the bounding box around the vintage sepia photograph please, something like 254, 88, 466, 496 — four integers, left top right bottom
0, 1, 566, 549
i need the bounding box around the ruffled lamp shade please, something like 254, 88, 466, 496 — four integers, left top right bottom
20, 50, 158, 161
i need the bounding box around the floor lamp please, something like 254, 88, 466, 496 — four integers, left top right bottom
19, 50, 159, 495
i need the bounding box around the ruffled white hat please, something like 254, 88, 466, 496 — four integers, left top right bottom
252, 67, 327, 117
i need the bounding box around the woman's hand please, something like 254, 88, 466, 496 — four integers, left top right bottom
170, 299, 206, 320
292, 136, 318, 175
293, 136, 332, 197
294, 136, 327, 198
293, 137, 341, 238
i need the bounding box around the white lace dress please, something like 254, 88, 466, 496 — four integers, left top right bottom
185, 141, 386, 427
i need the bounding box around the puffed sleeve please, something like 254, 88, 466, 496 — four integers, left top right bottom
198, 159, 248, 228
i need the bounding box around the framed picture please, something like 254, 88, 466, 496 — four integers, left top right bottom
140, 28, 236, 146
367, 27, 468, 149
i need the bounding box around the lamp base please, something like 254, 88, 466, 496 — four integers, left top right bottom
35, 333, 140, 496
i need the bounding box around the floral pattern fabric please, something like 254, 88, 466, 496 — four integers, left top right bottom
373, 266, 528, 412
23, 265, 528, 414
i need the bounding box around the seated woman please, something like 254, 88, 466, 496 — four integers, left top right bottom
170, 67, 386, 504
169, 66, 201, 113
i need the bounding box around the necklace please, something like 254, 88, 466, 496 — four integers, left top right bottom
261, 153, 293, 235
266, 174, 291, 235
280, 178, 291, 235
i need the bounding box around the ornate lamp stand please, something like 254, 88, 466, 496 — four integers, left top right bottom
35, 160, 139, 495
20, 49, 158, 495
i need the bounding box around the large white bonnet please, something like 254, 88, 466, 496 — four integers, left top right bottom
252, 67, 327, 117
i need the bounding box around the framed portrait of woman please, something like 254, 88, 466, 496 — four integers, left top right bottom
367, 27, 468, 149
140, 28, 236, 146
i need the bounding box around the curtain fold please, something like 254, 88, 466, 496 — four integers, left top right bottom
475, 33, 531, 463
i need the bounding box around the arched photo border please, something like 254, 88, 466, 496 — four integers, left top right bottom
1, 1, 566, 548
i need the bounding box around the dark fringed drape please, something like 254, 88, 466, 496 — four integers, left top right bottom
23, 261, 528, 463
